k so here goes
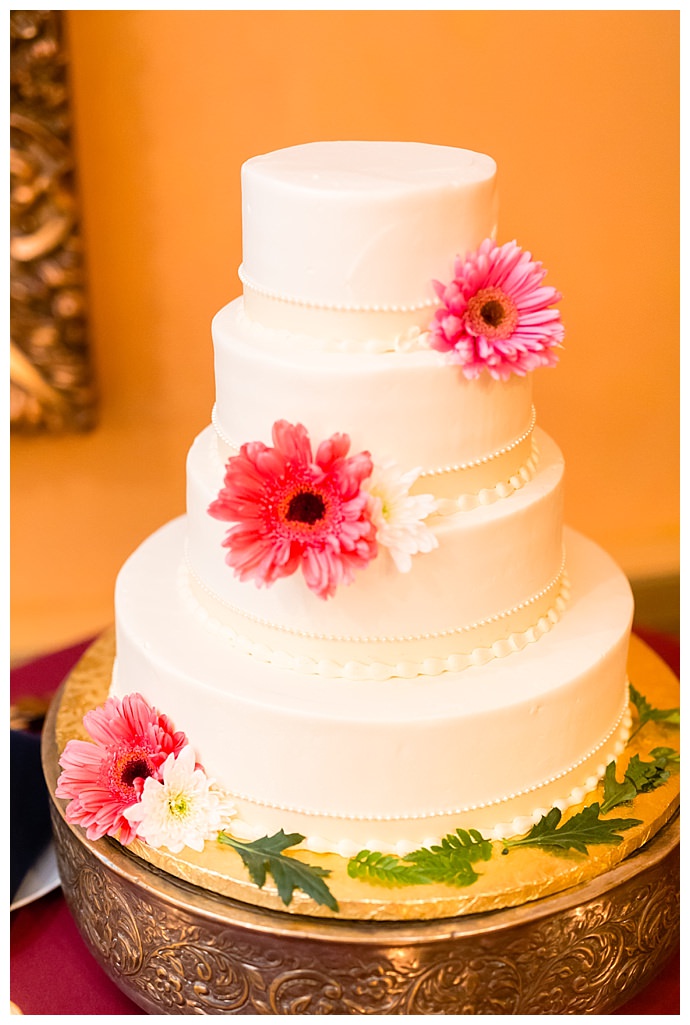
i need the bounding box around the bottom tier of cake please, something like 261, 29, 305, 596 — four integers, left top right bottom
112, 521, 634, 855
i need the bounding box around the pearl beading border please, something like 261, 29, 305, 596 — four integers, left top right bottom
185, 549, 566, 645
419, 406, 536, 478
210, 403, 537, 486
179, 557, 570, 681
239, 265, 440, 313
211, 695, 632, 835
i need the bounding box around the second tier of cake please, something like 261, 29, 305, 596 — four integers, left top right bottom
186, 422, 566, 673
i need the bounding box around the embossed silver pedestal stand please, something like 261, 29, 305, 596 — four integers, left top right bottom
45, 683, 679, 1015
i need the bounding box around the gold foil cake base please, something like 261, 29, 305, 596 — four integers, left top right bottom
48, 630, 679, 922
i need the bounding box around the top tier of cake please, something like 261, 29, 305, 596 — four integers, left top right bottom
212, 142, 524, 478
239, 141, 498, 335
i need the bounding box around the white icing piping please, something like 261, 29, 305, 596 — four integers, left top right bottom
210, 402, 537, 487
236, 303, 430, 354
337, 326, 429, 354
419, 406, 536, 477
239, 264, 440, 313
178, 558, 570, 680
211, 697, 632, 826
306, 708, 631, 853
184, 551, 566, 645
441, 443, 539, 514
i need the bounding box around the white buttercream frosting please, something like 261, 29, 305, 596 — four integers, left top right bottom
107, 141, 634, 863
240, 141, 497, 313
180, 555, 570, 679
211, 299, 536, 501
112, 520, 634, 854
186, 426, 564, 646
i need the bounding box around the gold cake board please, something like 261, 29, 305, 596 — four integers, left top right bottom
43, 631, 680, 1014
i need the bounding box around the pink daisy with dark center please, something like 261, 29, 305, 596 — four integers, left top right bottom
429, 238, 564, 380
56, 693, 189, 843
208, 420, 377, 599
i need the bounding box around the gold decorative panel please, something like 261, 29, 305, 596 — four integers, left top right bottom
10, 10, 96, 433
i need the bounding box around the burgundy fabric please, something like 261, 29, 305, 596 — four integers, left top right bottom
10, 631, 679, 1015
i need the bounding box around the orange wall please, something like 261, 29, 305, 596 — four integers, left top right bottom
10, 10, 679, 660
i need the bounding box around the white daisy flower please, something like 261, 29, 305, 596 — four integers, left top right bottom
366, 462, 438, 573
124, 745, 235, 854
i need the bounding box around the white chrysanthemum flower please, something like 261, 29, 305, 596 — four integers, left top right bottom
124, 745, 235, 854
366, 462, 438, 572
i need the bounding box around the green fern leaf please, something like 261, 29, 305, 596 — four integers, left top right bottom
650, 746, 680, 765
218, 829, 338, 911
629, 684, 680, 741
348, 828, 493, 890
600, 759, 638, 813
502, 803, 641, 855
404, 846, 480, 887
347, 849, 432, 886
429, 827, 493, 863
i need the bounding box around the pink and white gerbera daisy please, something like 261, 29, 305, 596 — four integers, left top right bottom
56, 693, 189, 844
429, 239, 564, 380
208, 420, 377, 599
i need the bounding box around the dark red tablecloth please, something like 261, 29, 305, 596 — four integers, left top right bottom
10, 631, 680, 1015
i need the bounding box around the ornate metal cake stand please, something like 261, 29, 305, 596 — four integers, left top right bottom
43, 635, 680, 1014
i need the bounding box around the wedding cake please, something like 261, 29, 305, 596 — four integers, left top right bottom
61, 142, 635, 861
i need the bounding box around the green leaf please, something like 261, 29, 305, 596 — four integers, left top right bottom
624, 752, 671, 793
433, 828, 494, 864
650, 746, 680, 765
599, 746, 675, 814
600, 759, 638, 814
502, 803, 642, 855
218, 829, 338, 911
629, 684, 680, 740
404, 846, 480, 888
347, 850, 432, 887
348, 828, 492, 890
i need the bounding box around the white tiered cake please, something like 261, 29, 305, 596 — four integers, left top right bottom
110, 142, 634, 857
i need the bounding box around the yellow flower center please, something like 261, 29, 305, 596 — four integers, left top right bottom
167, 794, 189, 819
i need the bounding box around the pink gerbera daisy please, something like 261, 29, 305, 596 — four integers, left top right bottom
429, 239, 564, 380
56, 693, 189, 844
208, 420, 377, 599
